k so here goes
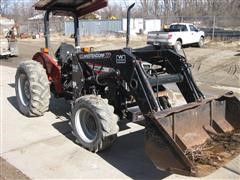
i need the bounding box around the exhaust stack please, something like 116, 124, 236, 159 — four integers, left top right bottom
126, 3, 135, 48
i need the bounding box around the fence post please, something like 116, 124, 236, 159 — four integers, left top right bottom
212, 15, 215, 40
27, 21, 29, 34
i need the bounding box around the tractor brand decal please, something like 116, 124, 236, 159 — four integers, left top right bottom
79, 52, 111, 59
116, 54, 126, 64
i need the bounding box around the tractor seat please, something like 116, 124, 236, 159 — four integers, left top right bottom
55, 43, 75, 64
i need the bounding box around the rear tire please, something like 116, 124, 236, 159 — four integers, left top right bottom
174, 40, 182, 53
15, 61, 50, 117
198, 37, 204, 47
71, 95, 119, 152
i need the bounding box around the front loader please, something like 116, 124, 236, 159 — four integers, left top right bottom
15, 0, 240, 177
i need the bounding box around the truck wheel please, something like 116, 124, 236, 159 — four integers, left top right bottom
198, 37, 204, 47
174, 40, 182, 52
71, 95, 119, 152
15, 61, 50, 117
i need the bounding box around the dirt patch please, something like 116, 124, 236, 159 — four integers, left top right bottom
185, 130, 240, 176
184, 47, 240, 89
205, 40, 240, 50
0, 157, 30, 180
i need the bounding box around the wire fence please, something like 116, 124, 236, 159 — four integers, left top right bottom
19, 17, 64, 37
163, 16, 240, 40
65, 19, 122, 36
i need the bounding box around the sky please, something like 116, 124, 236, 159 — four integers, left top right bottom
109, 0, 137, 4
109, 0, 138, 7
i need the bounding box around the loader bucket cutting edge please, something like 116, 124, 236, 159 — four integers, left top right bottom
145, 93, 240, 177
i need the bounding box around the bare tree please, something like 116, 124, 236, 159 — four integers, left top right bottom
0, 0, 11, 15
99, 3, 124, 19
1, 0, 37, 23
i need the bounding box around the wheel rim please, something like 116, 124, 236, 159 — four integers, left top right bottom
18, 73, 30, 106
75, 108, 98, 143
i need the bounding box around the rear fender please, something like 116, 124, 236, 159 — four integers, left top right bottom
32, 52, 62, 94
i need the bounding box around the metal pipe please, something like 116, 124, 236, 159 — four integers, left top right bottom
148, 74, 184, 86
73, 14, 80, 47
44, 10, 50, 48
126, 3, 135, 48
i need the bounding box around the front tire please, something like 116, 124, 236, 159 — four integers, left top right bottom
71, 95, 119, 152
15, 61, 50, 117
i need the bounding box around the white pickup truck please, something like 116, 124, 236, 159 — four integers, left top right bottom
147, 23, 205, 52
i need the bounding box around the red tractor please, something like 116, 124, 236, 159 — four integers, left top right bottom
15, 0, 240, 177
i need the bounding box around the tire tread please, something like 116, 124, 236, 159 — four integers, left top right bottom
71, 95, 119, 152
15, 60, 50, 117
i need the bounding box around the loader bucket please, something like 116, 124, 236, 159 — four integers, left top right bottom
145, 93, 240, 177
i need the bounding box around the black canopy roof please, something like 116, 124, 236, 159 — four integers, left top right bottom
34, 0, 108, 16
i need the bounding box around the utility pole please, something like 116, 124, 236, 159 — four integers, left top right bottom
212, 15, 215, 40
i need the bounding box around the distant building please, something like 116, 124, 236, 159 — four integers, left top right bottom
28, 14, 45, 21
0, 15, 15, 26
122, 18, 161, 35
0, 15, 15, 36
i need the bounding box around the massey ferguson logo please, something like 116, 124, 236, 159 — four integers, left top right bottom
116, 54, 126, 64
